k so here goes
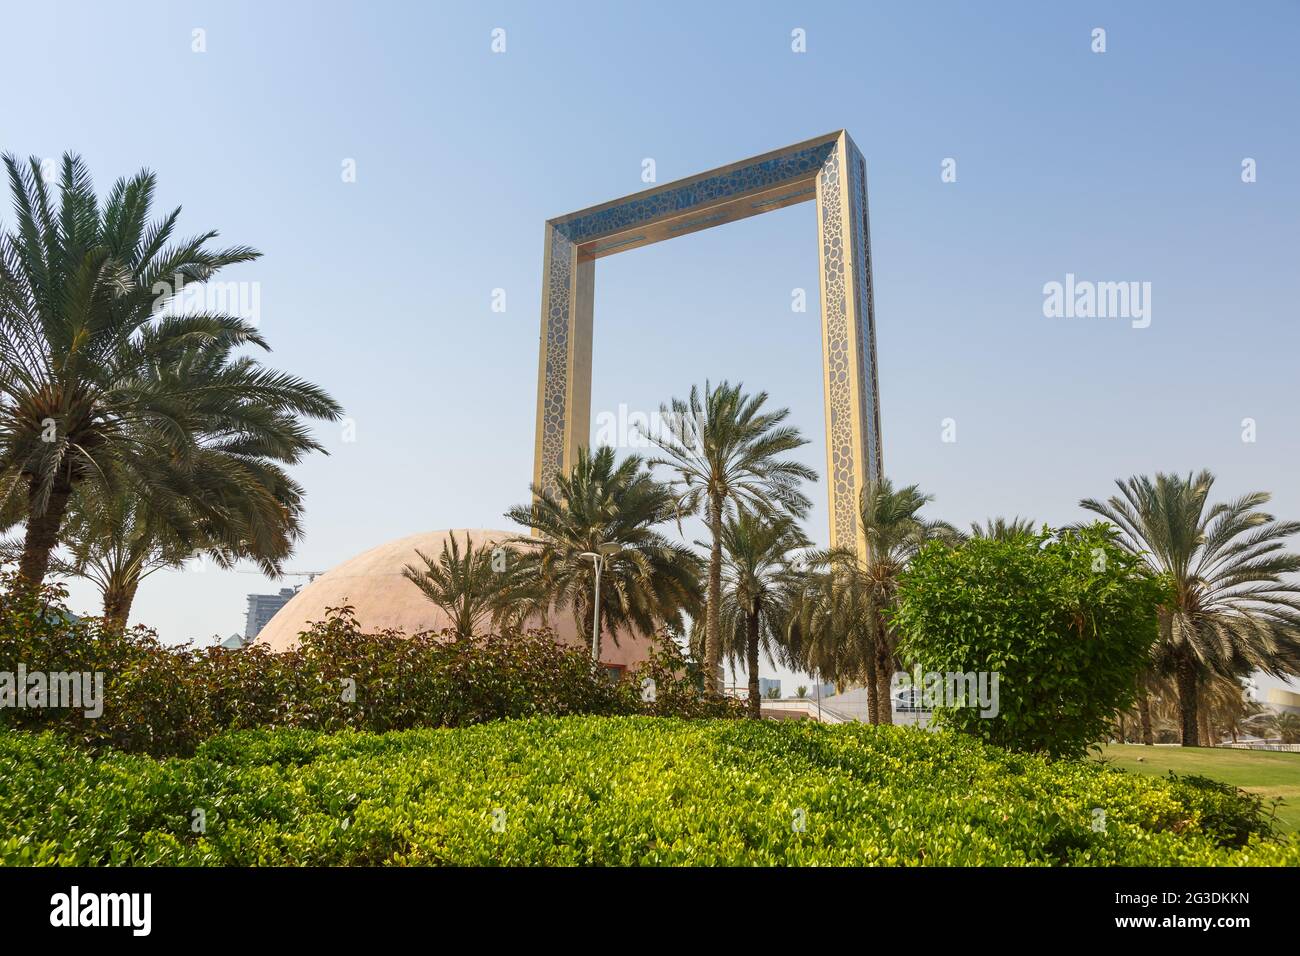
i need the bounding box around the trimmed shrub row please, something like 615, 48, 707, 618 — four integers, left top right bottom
1, 716, 1295, 866
0, 578, 738, 757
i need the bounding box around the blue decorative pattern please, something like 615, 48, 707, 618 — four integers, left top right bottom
554, 143, 834, 243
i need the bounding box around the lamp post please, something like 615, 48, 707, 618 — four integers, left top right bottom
579, 543, 622, 662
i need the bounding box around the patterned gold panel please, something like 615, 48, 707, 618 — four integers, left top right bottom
814, 144, 860, 550
534, 225, 575, 496
845, 135, 884, 482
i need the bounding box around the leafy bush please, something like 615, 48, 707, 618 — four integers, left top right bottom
0, 574, 733, 756
893, 524, 1163, 758
1162, 773, 1277, 847
630, 640, 743, 719
0, 717, 1293, 866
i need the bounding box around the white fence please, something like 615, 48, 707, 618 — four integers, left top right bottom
758, 694, 932, 727
759, 699, 855, 724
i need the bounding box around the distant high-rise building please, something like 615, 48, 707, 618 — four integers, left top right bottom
758, 677, 782, 699
244, 588, 297, 640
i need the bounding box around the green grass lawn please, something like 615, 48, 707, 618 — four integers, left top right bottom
1097, 744, 1300, 833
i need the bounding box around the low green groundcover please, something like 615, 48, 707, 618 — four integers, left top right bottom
2, 716, 1296, 866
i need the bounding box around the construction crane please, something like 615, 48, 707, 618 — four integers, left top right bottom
284, 570, 326, 585
237, 569, 327, 591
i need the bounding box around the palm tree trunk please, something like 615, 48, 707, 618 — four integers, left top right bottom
16, 477, 73, 595
1117, 711, 1127, 743
705, 493, 724, 695
1175, 651, 1200, 747
1138, 687, 1154, 746
874, 614, 893, 726
746, 610, 761, 720
1198, 706, 1213, 748
874, 650, 893, 726
102, 579, 139, 630
864, 634, 879, 724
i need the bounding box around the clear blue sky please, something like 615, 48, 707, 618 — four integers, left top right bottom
4, 1, 1298, 691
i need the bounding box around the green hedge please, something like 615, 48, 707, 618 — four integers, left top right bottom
1, 716, 1295, 866
0, 577, 737, 756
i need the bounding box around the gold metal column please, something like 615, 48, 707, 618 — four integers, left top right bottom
815, 132, 882, 556
532, 224, 593, 497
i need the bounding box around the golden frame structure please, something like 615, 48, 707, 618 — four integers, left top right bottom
533, 131, 882, 556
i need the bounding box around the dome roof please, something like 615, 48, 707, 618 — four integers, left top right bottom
254, 528, 655, 668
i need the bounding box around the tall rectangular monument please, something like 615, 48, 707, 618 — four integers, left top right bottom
533, 131, 882, 558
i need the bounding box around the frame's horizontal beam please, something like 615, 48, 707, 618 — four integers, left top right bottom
550, 130, 843, 252
576, 178, 817, 261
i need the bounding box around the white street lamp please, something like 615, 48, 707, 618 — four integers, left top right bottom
579, 542, 623, 662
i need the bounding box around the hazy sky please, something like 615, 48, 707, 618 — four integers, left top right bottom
4, 1, 1298, 692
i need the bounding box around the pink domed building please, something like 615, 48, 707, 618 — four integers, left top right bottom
254, 528, 658, 673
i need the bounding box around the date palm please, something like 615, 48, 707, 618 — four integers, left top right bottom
786, 552, 871, 698
0, 485, 178, 625
25, 455, 302, 628
4, 367, 322, 629
506, 445, 702, 659
0, 152, 341, 594
711, 510, 809, 718
1081, 471, 1300, 746
57, 332, 333, 626
402, 533, 520, 639
795, 478, 960, 724
647, 381, 815, 693
970, 516, 1037, 540
1255, 710, 1300, 744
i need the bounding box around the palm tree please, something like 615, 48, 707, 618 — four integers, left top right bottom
0, 152, 341, 594
1265, 711, 1300, 744
402, 533, 518, 639
712, 510, 808, 718
970, 516, 1037, 540
1199, 673, 1258, 745
1, 443, 308, 628
30, 323, 328, 627
65, 491, 202, 628
1135, 673, 1156, 746
796, 478, 960, 724
42, 465, 294, 627
0, 482, 181, 625
1120, 671, 1252, 746
787, 553, 873, 708
505, 446, 702, 659
647, 381, 816, 693
1081, 471, 1300, 746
